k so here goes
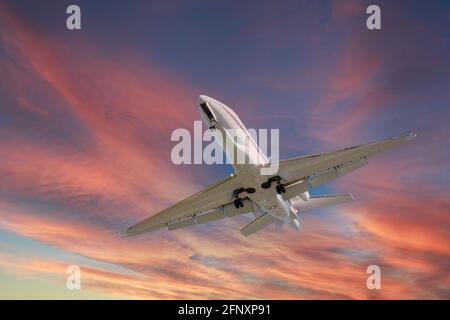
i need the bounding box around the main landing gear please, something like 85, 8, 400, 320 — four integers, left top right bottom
233, 198, 244, 209
275, 184, 286, 195
232, 187, 256, 208
261, 176, 286, 194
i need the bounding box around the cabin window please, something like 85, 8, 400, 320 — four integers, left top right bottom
200, 102, 215, 121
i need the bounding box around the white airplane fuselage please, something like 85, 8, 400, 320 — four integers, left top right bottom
198, 95, 303, 229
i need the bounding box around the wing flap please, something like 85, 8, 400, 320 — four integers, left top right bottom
196, 209, 226, 224
168, 216, 196, 230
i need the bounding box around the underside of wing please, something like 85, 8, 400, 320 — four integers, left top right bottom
275, 132, 416, 187
124, 174, 252, 236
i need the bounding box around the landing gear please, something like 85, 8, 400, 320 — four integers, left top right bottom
276, 184, 286, 194
233, 198, 244, 208
232, 187, 255, 209
261, 176, 281, 188
261, 176, 286, 194
246, 187, 256, 194
261, 181, 271, 189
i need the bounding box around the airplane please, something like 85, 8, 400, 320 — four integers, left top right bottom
124, 95, 416, 237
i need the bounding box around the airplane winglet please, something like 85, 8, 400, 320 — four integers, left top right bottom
397, 132, 417, 142
118, 229, 130, 238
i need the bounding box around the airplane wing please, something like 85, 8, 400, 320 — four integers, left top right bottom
124, 174, 253, 236
276, 132, 416, 187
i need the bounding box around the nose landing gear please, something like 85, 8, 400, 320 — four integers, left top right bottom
208, 120, 217, 130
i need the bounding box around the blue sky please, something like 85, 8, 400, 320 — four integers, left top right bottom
0, 0, 449, 299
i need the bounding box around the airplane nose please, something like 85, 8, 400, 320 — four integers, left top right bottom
198, 95, 209, 105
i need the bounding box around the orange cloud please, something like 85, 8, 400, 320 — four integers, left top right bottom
0, 1, 449, 300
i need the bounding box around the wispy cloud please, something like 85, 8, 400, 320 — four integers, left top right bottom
0, 1, 449, 299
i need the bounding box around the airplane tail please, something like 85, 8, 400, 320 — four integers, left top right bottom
290, 194, 353, 212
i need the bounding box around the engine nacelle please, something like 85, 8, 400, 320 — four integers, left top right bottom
299, 191, 310, 201
289, 194, 310, 211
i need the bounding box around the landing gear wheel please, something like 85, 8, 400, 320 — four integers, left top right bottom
262, 176, 282, 189
234, 198, 244, 209
261, 181, 271, 189
246, 187, 256, 194
269, 176, 282, 183
276, 184, 286, 194
233, 187, 246, 197
276, 185, 282, 194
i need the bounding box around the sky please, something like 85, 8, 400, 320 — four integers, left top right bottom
0, 0, 449, 299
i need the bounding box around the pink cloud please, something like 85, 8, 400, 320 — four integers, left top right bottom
0, 1, 449, 300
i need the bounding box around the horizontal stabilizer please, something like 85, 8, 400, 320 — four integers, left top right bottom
240, 213, 277, 237
290, 194, 353, 212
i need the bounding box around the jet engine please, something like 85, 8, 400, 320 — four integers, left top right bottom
299, 190, 310, 201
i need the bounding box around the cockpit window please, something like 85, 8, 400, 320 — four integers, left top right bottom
200, 102, 215, 121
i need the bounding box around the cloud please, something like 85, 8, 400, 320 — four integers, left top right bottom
0, 1, 449, 300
